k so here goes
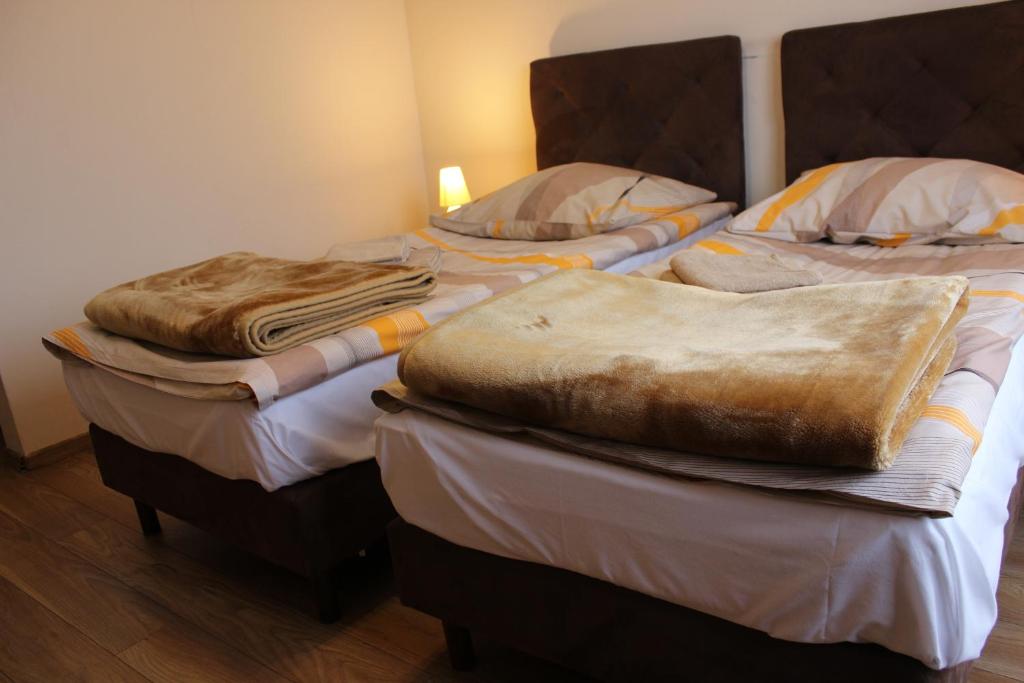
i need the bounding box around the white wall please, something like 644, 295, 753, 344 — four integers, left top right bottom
0, 0, 428, 454
405, 0, 995, 210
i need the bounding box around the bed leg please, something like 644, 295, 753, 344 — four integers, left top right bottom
133, 500, 162, 536
364, 536, 391, 565
442, 621, 476, 671
312, 572, 341, 624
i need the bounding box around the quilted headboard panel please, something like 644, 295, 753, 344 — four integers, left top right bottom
531, 36, 746, 207
782, 1, 1024, 183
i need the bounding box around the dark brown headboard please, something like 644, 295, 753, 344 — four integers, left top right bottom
782, 1, 1024, 183
531, 37, 746, 207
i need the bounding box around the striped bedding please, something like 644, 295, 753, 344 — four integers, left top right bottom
43, 202, 732, 405
374, 233, 1024, 515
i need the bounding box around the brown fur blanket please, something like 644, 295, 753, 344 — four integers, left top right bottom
398, 269, 968, 470
85, 252, 436, 358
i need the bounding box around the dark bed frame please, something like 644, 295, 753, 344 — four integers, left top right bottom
89, 35, 747, 622
90, 425, 396, 622
387, 1, 1024, 680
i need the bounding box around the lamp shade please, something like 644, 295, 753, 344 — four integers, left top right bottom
439, 166, 471, 211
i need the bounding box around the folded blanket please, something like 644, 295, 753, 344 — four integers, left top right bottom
666, 250, 823, 292
324, 235, 410, 264
398, 269, 968, 470
84, 252, 436, 358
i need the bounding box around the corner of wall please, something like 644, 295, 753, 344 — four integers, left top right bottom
402, 0, 435, 216
0, 372, 24, 455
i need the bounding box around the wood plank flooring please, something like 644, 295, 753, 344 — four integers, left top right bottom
0, 447, 1021, 682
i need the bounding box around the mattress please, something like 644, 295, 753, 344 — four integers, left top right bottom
374, 333, 1024, 669
62, 218, 726, 491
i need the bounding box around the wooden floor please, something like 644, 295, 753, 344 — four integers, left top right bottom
0, 448, 1021, 683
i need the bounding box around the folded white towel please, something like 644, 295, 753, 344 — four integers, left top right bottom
406, 246, 442, 273
324, 235, 410, 264
669, 250, 823, 293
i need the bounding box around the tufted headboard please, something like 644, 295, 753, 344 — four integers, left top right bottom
531, 36, 746, 207
782, 0, 1024, 183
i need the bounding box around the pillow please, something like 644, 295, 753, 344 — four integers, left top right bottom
430, 162, 716, 241
728, 157, 1024, 246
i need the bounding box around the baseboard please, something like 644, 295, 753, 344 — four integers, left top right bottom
7, 433, 91, 471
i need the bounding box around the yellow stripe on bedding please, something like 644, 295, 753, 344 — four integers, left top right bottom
971, 289, 1024, 304
920, 405, 982, 453
978, 204, 1024, 236
52, 327, 92, 359
415, 229, 593, 269
694, 239, 745, 255
367, 309, 430, 355
873, 233, 912, 248
585, 201, 690, 227
662, 213, 700, 239
755, 163, 843, 233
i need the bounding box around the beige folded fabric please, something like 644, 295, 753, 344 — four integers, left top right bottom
398, 269, 968, 471
324, 235, 410, 264
405, 246, 443, 273
85, 252, 436, 358
324, 237, 441, 273
668, 250, 823, 292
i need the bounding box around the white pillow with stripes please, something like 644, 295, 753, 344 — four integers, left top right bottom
728, 157, 1024, 246
431, 162, 716, 241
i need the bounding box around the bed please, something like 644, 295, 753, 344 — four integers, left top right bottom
66, 34, 746, 622
378, 1, 1024, 679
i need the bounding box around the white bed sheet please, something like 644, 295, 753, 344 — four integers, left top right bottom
373, 337, 1024, 670
62, 219, 725, 491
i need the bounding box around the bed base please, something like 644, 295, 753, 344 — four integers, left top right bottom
390, 463, 1024, 682
389, 519, 972, 682
89, 424, 396, 622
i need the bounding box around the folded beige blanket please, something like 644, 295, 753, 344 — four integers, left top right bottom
85, 252, 436, 358
398, 269, 968, 470
665, 251, 823, 292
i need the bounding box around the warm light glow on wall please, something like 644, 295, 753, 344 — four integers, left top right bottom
439, 166, 471, 211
